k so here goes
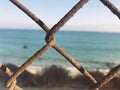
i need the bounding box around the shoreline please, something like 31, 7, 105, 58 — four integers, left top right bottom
26, 65, 110, 78
0, 63, 119, 90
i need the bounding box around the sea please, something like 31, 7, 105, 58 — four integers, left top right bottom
0, 29, 120, 73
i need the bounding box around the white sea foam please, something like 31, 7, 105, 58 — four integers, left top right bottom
26, 66, 44, 75
26, 66, 81, 78
25, 65, 111, 78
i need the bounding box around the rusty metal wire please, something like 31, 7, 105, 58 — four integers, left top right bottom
0, 64, 22, 90
92, 64, 120, 89
1, 0, 119, 90
100, 0, 120, 19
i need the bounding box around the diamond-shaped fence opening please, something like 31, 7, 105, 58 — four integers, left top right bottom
0, 0, 120, 90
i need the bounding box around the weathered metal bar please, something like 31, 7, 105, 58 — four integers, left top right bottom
10, 0, 49, 32
92, 64, 120, 89
54, 44, 98, 85
6, 41, 54, 88
100, 0, 120, 19
0, 64, 23, 90
46, 0, 89, 42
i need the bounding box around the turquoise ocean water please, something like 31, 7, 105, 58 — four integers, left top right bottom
0, 29, 119, 70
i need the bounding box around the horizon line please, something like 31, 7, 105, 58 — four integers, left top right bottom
0, 28, 120, 33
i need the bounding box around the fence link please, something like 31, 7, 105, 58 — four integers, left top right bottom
1, 0, 119, 90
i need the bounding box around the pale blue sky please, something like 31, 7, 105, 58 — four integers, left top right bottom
0, 0, 120, 32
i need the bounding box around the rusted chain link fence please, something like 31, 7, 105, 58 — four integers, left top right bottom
1, 0, 120, 90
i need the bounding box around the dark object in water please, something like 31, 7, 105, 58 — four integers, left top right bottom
23, 45, 27, 49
